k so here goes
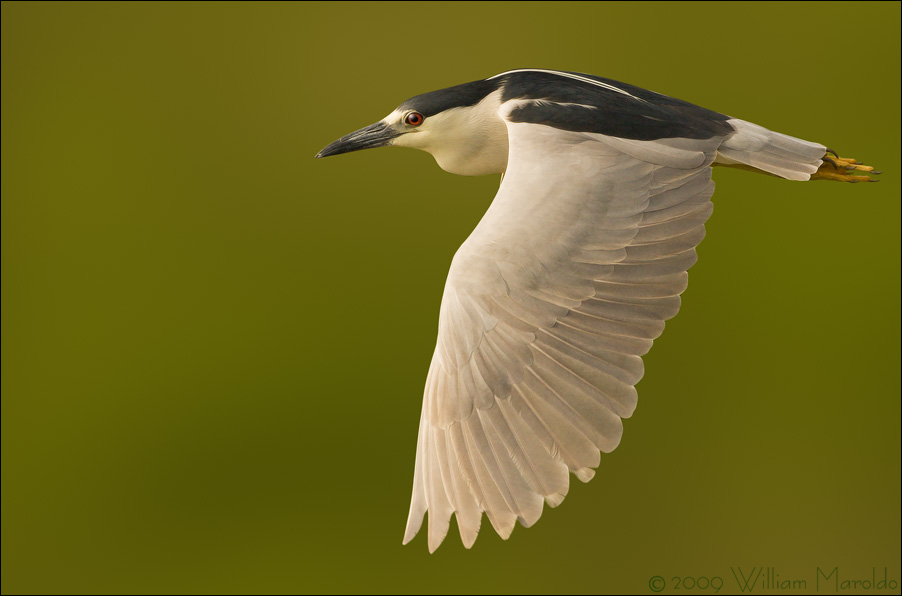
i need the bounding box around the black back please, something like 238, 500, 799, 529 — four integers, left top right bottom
500, 70, 733, 141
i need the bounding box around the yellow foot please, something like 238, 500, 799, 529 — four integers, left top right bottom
811, 150, 881, 182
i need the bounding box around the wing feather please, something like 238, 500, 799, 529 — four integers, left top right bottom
460, 418, 518, 538
434, 425, 481, 547
511, 383, 601, 480
425, 426, 453, 552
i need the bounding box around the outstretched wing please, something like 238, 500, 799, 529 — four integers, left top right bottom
403, 111, 725, 552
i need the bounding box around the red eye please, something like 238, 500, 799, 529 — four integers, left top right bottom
405, 112, 424, 126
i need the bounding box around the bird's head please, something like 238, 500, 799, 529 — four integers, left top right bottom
316, 78, 509, 176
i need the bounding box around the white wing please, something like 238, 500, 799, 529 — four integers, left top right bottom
403, 116, 724, 552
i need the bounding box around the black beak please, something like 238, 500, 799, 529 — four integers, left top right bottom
315, 121, 400, 159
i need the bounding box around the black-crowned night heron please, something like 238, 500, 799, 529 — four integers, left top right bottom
316, 69, 878, 552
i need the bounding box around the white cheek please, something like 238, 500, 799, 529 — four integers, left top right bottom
392, 130, 428, 149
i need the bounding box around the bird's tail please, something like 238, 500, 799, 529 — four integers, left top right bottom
713, 118, 880, 183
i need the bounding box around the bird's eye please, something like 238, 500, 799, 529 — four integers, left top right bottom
405, 112, 424, 127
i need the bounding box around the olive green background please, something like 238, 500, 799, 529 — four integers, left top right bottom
2, 2, 899, 594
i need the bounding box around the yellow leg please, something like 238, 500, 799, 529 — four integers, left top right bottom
811, 152, 881, 182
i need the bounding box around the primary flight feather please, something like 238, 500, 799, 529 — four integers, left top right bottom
316, 69, 878, 552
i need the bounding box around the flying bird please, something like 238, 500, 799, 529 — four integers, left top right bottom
316, 69, 879, 552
